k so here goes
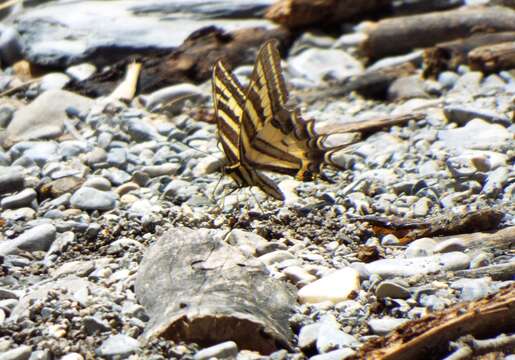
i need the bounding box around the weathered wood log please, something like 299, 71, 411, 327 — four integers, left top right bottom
361, 6, 515, 60
72, 26, 292, 97
135, 227, 296, 355
348, 283, 515, 360
468, 41, 515, 74
423, 32, 515, 77
265, 0, 390, 29
350, 208, 505, 244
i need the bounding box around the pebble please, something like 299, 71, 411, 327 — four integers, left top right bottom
258, 250, 296, 267
388, 75, 429, 101
451, 278, 492, 301
65, 63, 96, 81
0, 171, 24, 195
0, 188, 36, 209
0, 25, 23, 66
316, 320, 359, 353
226, 229, 271, 257
70, 186, 117, 211
375, 280, 411, 299
298, 267, 360, 304
288, 48, 363, 83
59, 353, 84, 360
283, 266, 317, 287
405, 238, 436, 258
365, 252, 470, 278
83, 176, 111, 191
436, 119, 512, 150
0, 345, 32, 360
140, 83, 206, 112
0, 223, 56, 256
95, 334, 140, 357
433, 238, 467, 253
193, 341, 238, 360
368, 317, 408, 336
309, 348, 356, 360
444, 105, 512, 127
2, 90, 93, 147
482, 166, 509, 196
39, 73, 71, 91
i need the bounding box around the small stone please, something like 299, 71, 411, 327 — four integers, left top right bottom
83, 176, 111, 191
58, 353, 83, 360
405, 238, 436, 258
141, 163, 180, 177
96, 334, 139, 357
70, 187, 117, 211
451, 278, 492, 301
28, 349, 51, 360
381, 234, 400, 246
82, 316, 111, 335
2, 90, 93, 147
39, 73, 71, 91
226, 229, 270, 257
309, 348, 356, 360
298, 267, 360, 304
283, 266, 317, 286
258, 250, 296, 266
298, 322, 322, 350
316, 320, 359, 353
375, 280, 411, 299
412, 197, 431, 217
483, 166, 509, 197
84, 147, 107, 166
288, 48, 363, 84
0, 188, 36, 209
140, 83, 206, 112
438, 71, 459, 89
0, 223, 56, 256
368, 317, 408, 335
0, 25, 23, 66
193, 341, 238, 360
125, 118, 161, 142
0, 171, 24, 195
388, 75, 429, 101
433, 238, 467, 253
365, 252, 470, 278
65, 63, 96, 81
469, 253, 491, 268
51, 260, 95, 278
437, 119, 511, 150
0, 345, 32, 360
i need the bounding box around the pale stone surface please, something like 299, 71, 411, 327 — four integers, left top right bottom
298, 267, 360, 304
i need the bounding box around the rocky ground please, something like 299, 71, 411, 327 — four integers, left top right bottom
0, 1, 514, 360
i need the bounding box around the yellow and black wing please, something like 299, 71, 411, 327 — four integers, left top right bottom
211, 59, 284, 201
240, 40, 348, 181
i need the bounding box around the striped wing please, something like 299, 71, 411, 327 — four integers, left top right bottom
240, 40, 345, 181
211, 59, 284, 201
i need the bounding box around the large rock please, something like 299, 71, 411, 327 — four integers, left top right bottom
2, 90, 93, 148
135, 227, 296, 355
15, 0, 275, 67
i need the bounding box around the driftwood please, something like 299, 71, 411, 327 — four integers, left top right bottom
361, 6, 515, 60
134, 227, 296, 355
468, 41, 515, 74
423, 32, 515, 77
350, 208, 505, 244
265, 0, 389, 29
72, 26, 292, 97
349, 283, 515, 360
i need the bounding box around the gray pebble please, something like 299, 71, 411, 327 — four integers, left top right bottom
82, 316, 111, 335
0, 105, 15, 128
0, 345, 32, 360
125, 118, 161, 142
65, 63, 96, 81
451, 278, 492, 301
470, 252, 491, 268
95, 334, 140, 357
405, 238, 436, 258
483, 166, 509, 197
368, 317, 408, 335
0, 25, 23, 66
0, 171, 24, 195
83, 176, 111, 191
381, 234, 400, 246
309, 348, 356, 360
316, 321, 359, 353
107, 147, 127, 167
58, 353, 83, 360
141, 163, 180, 178
0, 223, 56, 256
298, 322, 322, 350
39, 73, 71, 92
437, 71, 459, 89
433, 238, 467, 253
375, 280, 411, 299
193, 341, 238, 360
365, 252, 470, 278
1, 188, 36, 209
70, 187, 117, 211
388, 75, 429, 101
